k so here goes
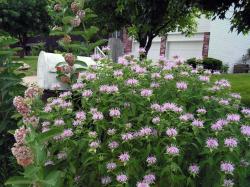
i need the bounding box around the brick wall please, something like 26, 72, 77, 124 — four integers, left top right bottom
160, 36, 167, 56
202, 32, 210, 57
122, 29, 132, 54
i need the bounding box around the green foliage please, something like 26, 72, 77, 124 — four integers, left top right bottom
6, 55, 250, 186
88, 0, 202, 54
203, 57, 223, 71
48, 0, 106, 56
0, 0, 51, 53
0, 35, 25, 184
30, 43, 46, 56
186, 57, 223, 71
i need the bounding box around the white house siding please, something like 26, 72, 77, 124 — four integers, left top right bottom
208, 18, 250, 71
130, 15, 250, 71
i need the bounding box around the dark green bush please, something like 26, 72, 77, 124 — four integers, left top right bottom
186, 58, 198, 68
0, 35, 25, 184
186, 57, 223, 71
202, 57, 223, 71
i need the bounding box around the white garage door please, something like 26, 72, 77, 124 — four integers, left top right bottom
132, 42, 161, 62
167, 41, 203, 60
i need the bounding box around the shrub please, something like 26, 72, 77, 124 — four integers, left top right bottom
186, 57, 198, 68
202, 57, 223, 71
6, 54, 250, 187
0, 35, 25, 184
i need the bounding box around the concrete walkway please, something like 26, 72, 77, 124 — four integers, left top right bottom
22, 76, 37, 86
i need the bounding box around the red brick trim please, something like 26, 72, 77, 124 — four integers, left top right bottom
202, 32, 210, 58
160, 36, 167, 56
123, 29, 132, 54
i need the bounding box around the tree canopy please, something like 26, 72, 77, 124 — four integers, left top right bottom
88, 0, 250, 55
89, 0, 200, 55
0, 0, 51, 55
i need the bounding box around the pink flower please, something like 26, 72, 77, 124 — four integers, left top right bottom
166, 128, 178, 137
166, 145, 179, 155
215, 79, 231, 88
197, 108, 206, 114
176, 82, 188, 90
92, 111, 104, 121
91, 54, 101, 61
82, 89, 93, 97
14, 127, 28, 144
138, 47, 146, 54
151, 103, 161, 112
85, 73, 97, 81
152, 116, 160, 124
109, 108, 121, 118
223, 179, 234, 187
106, 162, 117, 171
137, 182, 149, 187
11, 143, 33, 167
89, 141, 100, 149
231, 93, 241, 99
227, 114, 240, 122
119, 152, 130, 163
150, 82, 160, 88
180, 113, 194, 122
240, 125, 250, 137
61, 129, 73, 138
72, 82, 84, 90
139, 127, 152, 137
188, 164, 200, 175
140, 89, 153, 97
88, 131, 97, 138
164, 74, 174, 80
118, 57, 129, 66
126, 78, 139, 86
206, 138, 219, 149
220, 162, 235, 174
146, 156, 157, 166
121, 133, 134, 141
102, 45, 111, 53
116, 174, 128, 183
199, 75, 210, 82
76, 111, 86, 121
108, 141, 119, 150
114, 70, 123, 77
224, 137, 238, 148
192, 119, 204, 128
241, 108, 250, 117
143, 173, 156, 184
151, 73, 161, 79
13, 96, 30, 116
54, 119, 65, 126
107, 128, 116, 136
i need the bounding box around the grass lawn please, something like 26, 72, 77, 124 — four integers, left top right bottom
13, 56, 38, 76
212, 73, 250, 107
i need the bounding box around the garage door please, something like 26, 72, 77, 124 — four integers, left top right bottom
132, 42, 161, 62
167, 41, 203, 60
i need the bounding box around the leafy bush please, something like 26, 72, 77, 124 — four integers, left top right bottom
0, 35, 25, 184
6, 53, 250, 187
186, 57, 223, 72
202, 57, 223, 71
30, 42, 45, 56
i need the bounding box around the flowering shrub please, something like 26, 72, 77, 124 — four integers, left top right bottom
7, 54, 250, 187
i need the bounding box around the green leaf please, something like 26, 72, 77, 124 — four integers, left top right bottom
75, 60, 87, 67
5, 176, 32, 185
35, 128, 63, 143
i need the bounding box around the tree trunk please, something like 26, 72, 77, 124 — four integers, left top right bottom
18, 33, 28, 58
139, 34, 154, 58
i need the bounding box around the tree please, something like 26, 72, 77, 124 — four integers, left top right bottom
0, 0, 51, 56
88, 0, 201, 56
197, 0, 250, 34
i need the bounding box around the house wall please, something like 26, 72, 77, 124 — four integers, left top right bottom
129, 15, 250, 71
